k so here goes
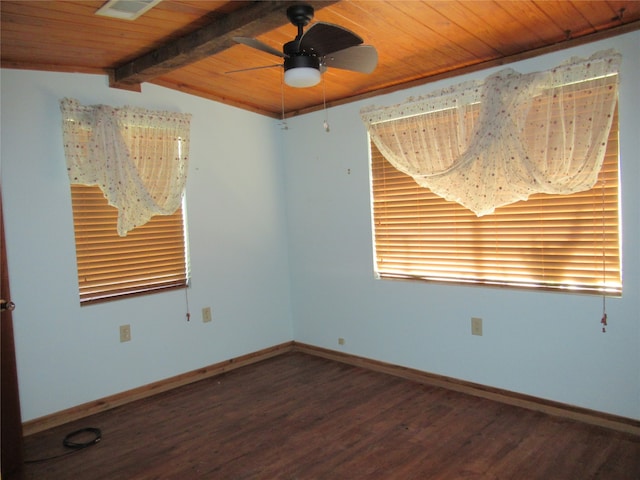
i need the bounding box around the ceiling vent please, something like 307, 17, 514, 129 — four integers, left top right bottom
95, 0, 162, 21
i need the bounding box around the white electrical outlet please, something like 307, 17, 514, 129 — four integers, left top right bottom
471, 317, 483, 336
202, 307, 212, 323
120, 324, 131, 342
338, 337, 345, 345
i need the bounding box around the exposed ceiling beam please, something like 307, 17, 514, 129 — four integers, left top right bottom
110, 0, 338, 90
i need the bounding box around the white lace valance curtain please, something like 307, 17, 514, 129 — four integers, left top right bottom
61, 98, 192, 236
361, 49, 621, 216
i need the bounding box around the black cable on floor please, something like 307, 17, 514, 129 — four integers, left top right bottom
24, 427, 102, 464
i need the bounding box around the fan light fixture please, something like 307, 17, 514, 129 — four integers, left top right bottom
285, 67, 321, 87
230, 4, 378, 89
284, 52, 321, 88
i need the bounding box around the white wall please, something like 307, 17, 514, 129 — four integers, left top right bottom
2, 31, 638, 424
1, 71, 293, 421
283, 31, 640, 420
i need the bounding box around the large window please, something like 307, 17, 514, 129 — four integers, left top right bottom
370, 107, 621, 295
70, 184, 189, 304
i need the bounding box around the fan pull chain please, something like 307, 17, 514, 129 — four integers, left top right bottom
322, 75, 330, 133
280, 69, 288, 130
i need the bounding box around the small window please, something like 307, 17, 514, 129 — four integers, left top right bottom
370, 108, 621, 295
70, 184, 189, 304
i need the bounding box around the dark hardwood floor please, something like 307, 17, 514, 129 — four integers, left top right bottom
23, 352, 640, 479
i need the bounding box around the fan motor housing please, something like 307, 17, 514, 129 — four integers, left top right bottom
283, 52, 320, 72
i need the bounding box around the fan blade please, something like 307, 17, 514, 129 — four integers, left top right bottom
226, 64, 282, 74
232, 37, 286, 58
323, 45, 378, 74
298, 22, 363, 56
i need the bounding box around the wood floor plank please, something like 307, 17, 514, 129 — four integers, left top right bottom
23, 352, 640, 479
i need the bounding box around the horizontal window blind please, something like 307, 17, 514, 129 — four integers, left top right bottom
71, 184, 188, 304
370, 107, 621, 295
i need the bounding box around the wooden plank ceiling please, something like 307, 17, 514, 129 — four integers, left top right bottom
2, 1, 639, 118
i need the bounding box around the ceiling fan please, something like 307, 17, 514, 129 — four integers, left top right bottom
231, 4, 378, 88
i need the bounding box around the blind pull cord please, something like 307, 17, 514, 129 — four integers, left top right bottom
185, 281, 191, 321
601, 179, 608, 333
